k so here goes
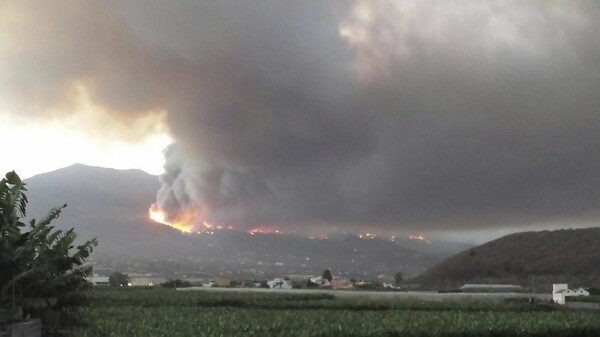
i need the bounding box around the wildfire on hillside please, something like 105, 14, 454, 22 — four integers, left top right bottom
147, 206, 432, 244
148, 203, 195, 233
148, 204, 280, 236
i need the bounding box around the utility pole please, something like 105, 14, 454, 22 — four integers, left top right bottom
529, 275, 536, 304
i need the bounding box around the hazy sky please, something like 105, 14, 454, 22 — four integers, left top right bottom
1, 1, 599, 235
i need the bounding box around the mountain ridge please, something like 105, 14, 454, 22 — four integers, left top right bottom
413, 227, 600, 291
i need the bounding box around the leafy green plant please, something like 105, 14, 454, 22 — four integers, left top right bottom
0, 171, 97, 333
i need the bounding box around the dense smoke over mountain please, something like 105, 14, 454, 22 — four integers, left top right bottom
3, 1, 600, 232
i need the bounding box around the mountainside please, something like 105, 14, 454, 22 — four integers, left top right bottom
22, 164, 467, 278
413, 227, 600, 291
25, 164, 189, 258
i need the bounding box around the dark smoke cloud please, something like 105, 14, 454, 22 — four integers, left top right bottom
3, 1, 600, 232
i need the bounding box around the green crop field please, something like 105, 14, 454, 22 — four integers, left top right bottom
567, 295, 600, 303
78, 288, 600, 337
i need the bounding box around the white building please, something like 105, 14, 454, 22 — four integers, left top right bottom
202, 280, 215, 287
552, 284, 590, 305
129, 276, 166, 287
573, 288, 590, 296
267, 278, 293, 289
310, 276, 331, 287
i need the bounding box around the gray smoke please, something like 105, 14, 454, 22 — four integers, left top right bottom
3, 1, 600, 232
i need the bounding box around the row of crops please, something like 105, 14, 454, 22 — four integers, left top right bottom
79, 288, 600, 337
567, 295, 600, 303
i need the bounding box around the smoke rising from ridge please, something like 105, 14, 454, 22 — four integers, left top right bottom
3, 1, 600, 232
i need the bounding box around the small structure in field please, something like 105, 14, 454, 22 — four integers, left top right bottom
129, 276, 166, 287
215, 275, 231, 287
267, 278, 292, 289
552, 284, 590, 305
310, 276, 331, 287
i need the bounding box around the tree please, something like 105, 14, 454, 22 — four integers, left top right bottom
394, 272, 403, 285
322, 269, 333, 282
109, 272, 129, 287
0, 171, 97, 332
161, 279, 192, 288
306, 279, 318, 288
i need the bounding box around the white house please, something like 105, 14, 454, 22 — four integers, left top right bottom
552, 284, 590, 305
573, 288, 590, 296
310, 276, 331, 287
267, 278, 292, 289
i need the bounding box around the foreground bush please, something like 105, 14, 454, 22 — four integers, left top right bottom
0, 171, 97, 333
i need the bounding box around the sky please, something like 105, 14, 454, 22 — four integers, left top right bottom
1, 0, 600, 237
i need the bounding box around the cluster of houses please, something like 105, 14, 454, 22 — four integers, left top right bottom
552, 284, 590, 305
90, 273, 359, 289
241, 276, 354, 290
91, 274, 593, 304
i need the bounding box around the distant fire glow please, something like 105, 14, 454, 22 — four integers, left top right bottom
148, 203, 194, 233
248, 226, 285, 235
409, 235, 431, 244
359, 233, 377, 239
147, 206, 433, 243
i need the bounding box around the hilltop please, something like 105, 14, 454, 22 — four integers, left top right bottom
413, 227, 600, 291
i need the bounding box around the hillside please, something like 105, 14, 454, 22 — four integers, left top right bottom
21, 164, 467, 278
24, 164, 190, 258
413, 227, 600, 291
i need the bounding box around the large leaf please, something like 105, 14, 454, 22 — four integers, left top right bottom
0, 170, 96, 332
4, 171, 21, 185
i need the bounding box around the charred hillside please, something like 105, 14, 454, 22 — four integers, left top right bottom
413, 227, 600, 291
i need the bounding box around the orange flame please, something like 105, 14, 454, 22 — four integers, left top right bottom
148, 203, 194, 233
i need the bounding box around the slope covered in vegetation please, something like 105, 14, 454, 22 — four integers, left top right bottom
414, 228, 600, 291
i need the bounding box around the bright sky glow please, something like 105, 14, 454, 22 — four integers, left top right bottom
0, 80, 173, 179
0, 112, 172, 179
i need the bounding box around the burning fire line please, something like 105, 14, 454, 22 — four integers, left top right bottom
148, 203, 194, 233
248, 226, 285, 235
148, 206, 430, 243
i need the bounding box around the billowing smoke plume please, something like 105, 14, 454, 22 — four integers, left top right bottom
3, 1, 600, 232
